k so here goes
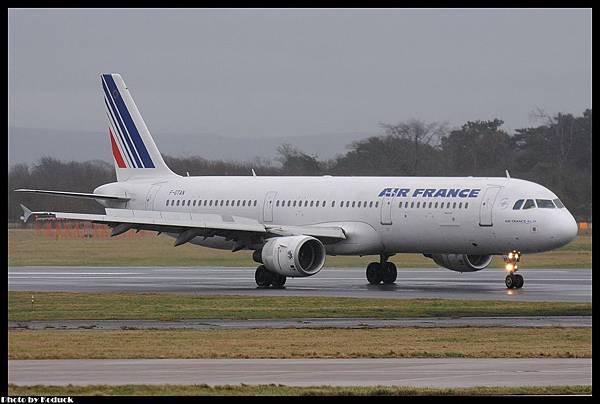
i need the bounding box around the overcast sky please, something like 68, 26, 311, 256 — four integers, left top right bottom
9, 8, 591, 139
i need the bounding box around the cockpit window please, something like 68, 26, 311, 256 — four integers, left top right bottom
553, 198, 565, 208
536, 199, 556, 209
522, 199, 536, 210
512, 199, 524, 210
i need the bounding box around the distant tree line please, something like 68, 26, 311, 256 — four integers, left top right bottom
8, 109, 591, 222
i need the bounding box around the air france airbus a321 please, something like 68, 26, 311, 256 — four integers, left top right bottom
16, 73, 578, 289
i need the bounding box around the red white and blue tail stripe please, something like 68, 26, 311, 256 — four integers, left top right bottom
102, 73, 176, 180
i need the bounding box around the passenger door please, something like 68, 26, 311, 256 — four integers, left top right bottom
263, 191, 277, 222
479, 186, 502, 226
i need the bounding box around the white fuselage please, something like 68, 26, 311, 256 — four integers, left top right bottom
96, 175, 578, 256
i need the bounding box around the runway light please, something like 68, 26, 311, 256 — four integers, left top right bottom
505, 263, 514, 272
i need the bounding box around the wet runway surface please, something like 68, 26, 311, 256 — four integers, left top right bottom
8, 316, 592, 330
9, 358, 592, 387
8, 266, 591, 302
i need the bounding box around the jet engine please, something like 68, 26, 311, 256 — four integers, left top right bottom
428, 254, 493, 273
258, 235, 326, 277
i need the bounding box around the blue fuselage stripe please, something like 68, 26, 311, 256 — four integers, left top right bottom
102, 78, 142, 168
103, 75, 155, 168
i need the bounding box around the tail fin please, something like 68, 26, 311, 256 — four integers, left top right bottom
101, 73, 177, 181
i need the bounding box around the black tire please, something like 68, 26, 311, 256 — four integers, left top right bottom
382, 262, 397, 284
366, 262, 382, 284
505, 274, 515, 289
514, 274, 524, 289
255, 265, 272, 287
271, 274, 287, 288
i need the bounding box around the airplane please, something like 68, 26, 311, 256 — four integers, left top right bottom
16, 73, 579, 290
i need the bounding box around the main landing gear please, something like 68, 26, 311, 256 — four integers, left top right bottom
504, 250, 524, 289
366, 254, 397, 285
255, 265, 286, 289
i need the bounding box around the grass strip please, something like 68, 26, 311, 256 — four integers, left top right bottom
8, 327, 591, 359
9, 292, 592, 321
7, 384, 593, 396
8, 229, 591, 268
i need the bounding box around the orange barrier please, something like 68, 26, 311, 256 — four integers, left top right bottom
33, 219, 153, 239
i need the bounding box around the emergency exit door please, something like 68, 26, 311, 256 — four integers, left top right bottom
263, 191, 277, 222
380, 196, 393, 225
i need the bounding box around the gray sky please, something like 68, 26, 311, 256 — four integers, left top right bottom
9, 9, 591, 139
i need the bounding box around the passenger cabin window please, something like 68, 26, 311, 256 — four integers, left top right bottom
331, 201, 335, 207
254, 200, 257, 206
369, 201, 373, 208
465, 202, 469, 209
513, 199, 524, 210
176, 200, 180, 206
522, 199, 536, 210
553, 198, 565, 208
375, 201, 379, 208
536, 199, 556, 209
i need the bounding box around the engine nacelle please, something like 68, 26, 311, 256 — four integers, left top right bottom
428, 254, 493, 273
260, 235, 326, 277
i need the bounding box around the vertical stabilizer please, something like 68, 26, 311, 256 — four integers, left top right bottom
101, 73, 177, 181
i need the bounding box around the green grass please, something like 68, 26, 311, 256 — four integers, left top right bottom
8, 327, 592, 359
7, 228, 591, 267
9, 292, 592, 321
7, 384, 592, 396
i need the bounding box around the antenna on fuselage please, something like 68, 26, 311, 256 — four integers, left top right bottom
505, 170, 510, 179
251, 169, 257, 177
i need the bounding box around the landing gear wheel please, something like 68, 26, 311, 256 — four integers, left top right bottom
271, 274, 287, 288
382, 262, 397, 284
366, 262, 382, 284
514, 274, 524, 289
255, 265, 272, 288
505, 274, 515, 289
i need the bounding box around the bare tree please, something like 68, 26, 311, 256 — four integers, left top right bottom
379, 119, 448, 174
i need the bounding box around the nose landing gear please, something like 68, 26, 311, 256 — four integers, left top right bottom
504, 250, 524, 289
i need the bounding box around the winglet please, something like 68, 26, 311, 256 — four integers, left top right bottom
19, 204, 32, 223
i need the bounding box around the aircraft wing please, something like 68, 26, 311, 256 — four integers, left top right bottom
14, 189, 130, 202
19, 206, 346, 245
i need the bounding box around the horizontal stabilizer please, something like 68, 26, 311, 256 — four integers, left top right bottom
14, 189, 130, 202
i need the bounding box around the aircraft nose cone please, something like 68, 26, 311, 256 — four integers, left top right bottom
559, 212, 579, 245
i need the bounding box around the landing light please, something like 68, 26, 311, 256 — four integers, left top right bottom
505, 263, 514, 272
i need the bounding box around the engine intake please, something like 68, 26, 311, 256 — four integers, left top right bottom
260, 235, 326, 277
429, 254, 492, 272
